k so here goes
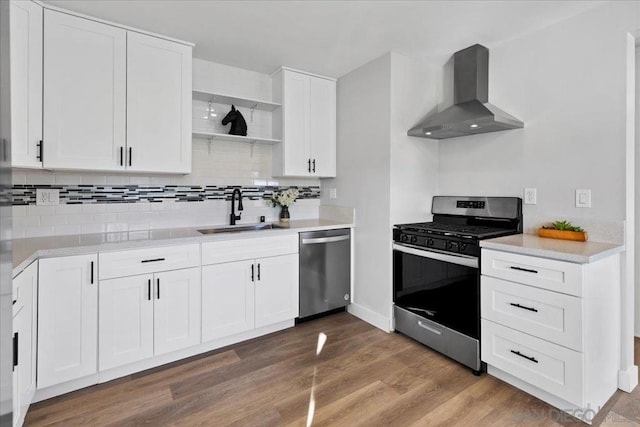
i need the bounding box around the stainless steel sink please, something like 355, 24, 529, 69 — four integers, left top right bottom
197, 223, 278, 234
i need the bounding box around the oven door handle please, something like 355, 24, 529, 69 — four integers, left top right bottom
392, 243, 478, 269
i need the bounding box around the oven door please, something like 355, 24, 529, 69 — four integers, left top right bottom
393, 243, 479, 339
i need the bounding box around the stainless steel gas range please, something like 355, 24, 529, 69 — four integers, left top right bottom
392, 196, 523, 374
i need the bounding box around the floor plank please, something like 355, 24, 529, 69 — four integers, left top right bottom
25, 312, 640, 426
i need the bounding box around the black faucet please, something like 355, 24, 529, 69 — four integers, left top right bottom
230, 188, 243, 225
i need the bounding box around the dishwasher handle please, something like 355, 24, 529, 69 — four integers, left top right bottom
301, 235, 350, 245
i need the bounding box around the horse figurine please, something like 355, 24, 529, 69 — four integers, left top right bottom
221, 105, 248, 136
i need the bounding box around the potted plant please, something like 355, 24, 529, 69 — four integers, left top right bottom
538, 220, 588, 242
270, 188, 299, 223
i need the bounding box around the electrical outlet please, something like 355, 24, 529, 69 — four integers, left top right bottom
524, 188, 537, 205
576, 189, 591, 208
36, 189, 60, 206
329, 188, 337, 199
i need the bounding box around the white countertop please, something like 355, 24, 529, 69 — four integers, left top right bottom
480, 234, 624, 264
12, 219, 353, 277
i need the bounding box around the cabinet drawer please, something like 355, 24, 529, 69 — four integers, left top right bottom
99, 244, 200, 280
202, 234, 298, 265
481, 249, 583, 297
481, 276, 582, 351
481, 319, 583, 406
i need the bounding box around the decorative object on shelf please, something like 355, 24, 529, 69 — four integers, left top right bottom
539, 220, 588, 242
221, 105, 247, 136
270, 188, 299, 223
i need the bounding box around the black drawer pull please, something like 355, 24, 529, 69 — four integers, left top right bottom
510, 349, 538, 363
37, 140, 43, 162
141, 258, 165, 263
90, 261, 94, 284
312, 159, 316, 173
307, 159, 311, 173
510, 266, 538, 274
120, 146, 124, 166
147, 279, 151, 301
156, 278, 160, 299
129, 147, 132, 167
13, 332, 18, 369
257, 263, 261, 281
251, 264, 255, 282
510, 302, 538, 312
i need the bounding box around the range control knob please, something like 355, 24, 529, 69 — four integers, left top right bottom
427, 238, 434, 246
410, 235, 418, 244
401, 234, 408, 242
460, 243, 467, 252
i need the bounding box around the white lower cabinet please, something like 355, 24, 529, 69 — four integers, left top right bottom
38, 254, 98, 389
202, 254, 299, 342
201, 235, 299, 343
12, 261, 38, 427
99, 267, 201, 370
481, 248, 620, 420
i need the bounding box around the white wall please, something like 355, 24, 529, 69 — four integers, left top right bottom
438, 2, 640, 241
635, 46, 640, 337
321, 52, 439, 330
12, 58, 321, 237
435, 1, 640, 389
321, 53, 392, 329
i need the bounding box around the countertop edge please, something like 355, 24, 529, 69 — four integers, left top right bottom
480, 238, 625, 264
12, 221, 354, 278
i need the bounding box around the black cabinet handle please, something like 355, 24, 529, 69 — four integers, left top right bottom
129, 147, 132, 167
257, 263, 261, 281
312, 159, 316, 173
120, 147, 124, 166
251, 264, 255, 282
90, 261, 94, 284
308, 159, 311, 173
37, 140, 43, 162
156, 278, 160, 299
510, 349, 538, 363
141, 258, 165, 264
510, 266, 538, 274
13, 332, 18, 370
510, 302, 538, 312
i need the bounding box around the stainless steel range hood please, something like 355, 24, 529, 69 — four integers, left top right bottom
408, 44, 523, 140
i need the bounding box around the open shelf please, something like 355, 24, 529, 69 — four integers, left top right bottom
192, 90, 281, 112
192, 131, 281, 145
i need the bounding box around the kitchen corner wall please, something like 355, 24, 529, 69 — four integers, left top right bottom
321, 52, 438, 330
12, 58, 321, 238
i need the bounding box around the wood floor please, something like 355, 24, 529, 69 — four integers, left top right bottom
26, 313, 640, 426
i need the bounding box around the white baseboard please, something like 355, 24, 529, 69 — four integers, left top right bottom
348, 303, 391, 332
618, 365, 639, 392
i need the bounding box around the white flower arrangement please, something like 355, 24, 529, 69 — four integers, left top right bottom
270, 188, 299, 207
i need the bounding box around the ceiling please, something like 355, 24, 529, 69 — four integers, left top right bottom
44, 0, 605, 78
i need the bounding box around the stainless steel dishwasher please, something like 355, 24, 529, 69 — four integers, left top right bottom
298, 228, 351, 319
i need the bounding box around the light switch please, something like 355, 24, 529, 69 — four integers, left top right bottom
575, 189, 591, 208
329, 188, 337, 199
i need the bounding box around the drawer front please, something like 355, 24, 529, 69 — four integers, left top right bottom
394, 306, 448, 355
481, 249, 583, 297
202, 234, 298, 265
99, 244, 200, 279
481, 276, 582, 351
481, 319, 583, 406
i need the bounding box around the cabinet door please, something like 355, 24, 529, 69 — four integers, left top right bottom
201, 261, 255, 342
254, 254, 299, 328
99, 275, 154, 370
282, 70, 311, 176
12, 308, 23, 427
309, 76, 336, 177
38, 254, 98, 389
10, 0, 42, 169
14, 262, 37, 423
43, 10, 126, 171
154, 268, 201, 355
126, 32, 192, 173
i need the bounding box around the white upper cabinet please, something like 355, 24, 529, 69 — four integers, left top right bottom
37, 8, 192, 173
272, 68, 336, 178
127, 32, 192, 173
43, 9, 127, 171
10, 0, 43, 169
